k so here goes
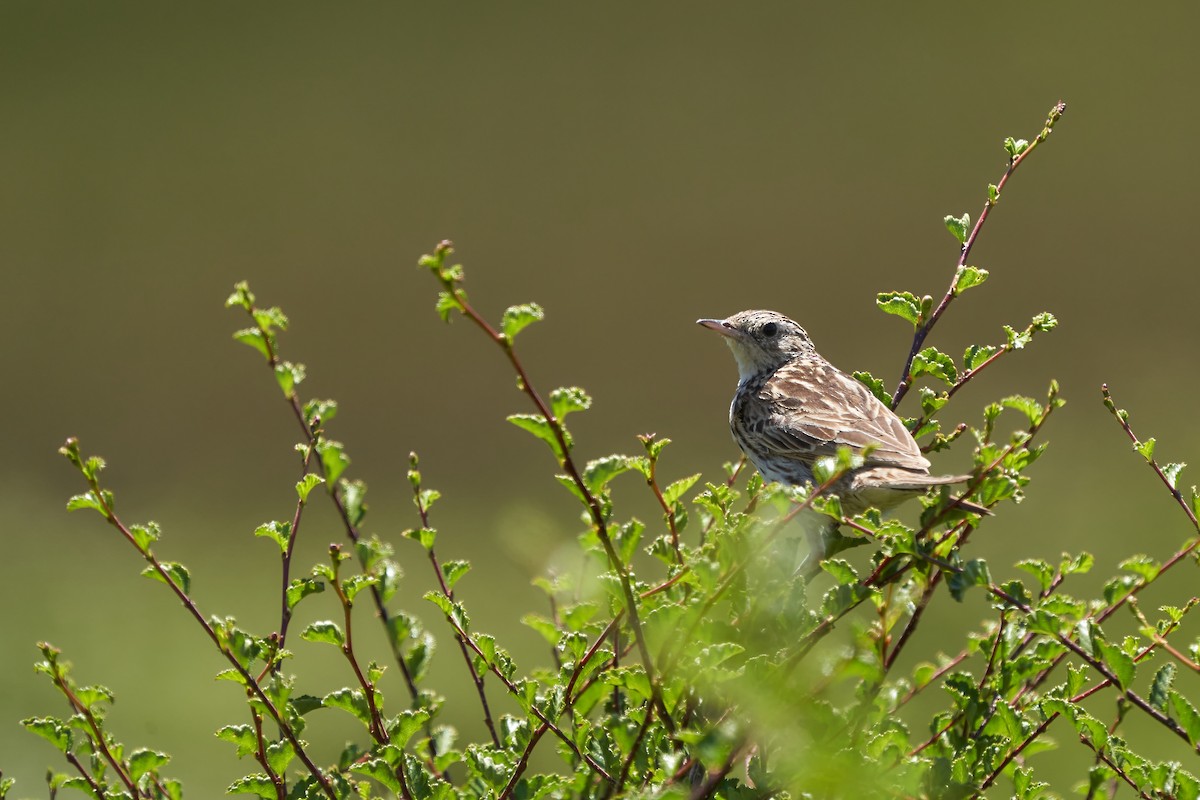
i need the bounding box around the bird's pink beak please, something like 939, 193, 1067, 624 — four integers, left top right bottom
697, 318, 741, 339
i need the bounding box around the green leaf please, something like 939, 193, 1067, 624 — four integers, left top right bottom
947, 559, 991, 601
910, 347, 958, 385
962, 344, 997, 373
215, 724, 257, 758
1004, 324, 1032, 350
952, 266, 989, 295
1150, 663, 1177, 711
1163, 462, 1187, 490
143, 562, 191, 595
66, 490, 109, 515
550, 387, 592, 420
876, 291, 922, 328
1119, 554, 1161, 582
21, 717, 70, 752
1004, 137, 1030, 158
500, 303, 545, 341
853, 370, 891, 404
442, 560, 471, 590
317, 440, 350, 483
128, 748, 170, 780
425, 591, 470, 632
343, 574, 377, 603
129, 521, 161, 550
1031, 312, 1058, 332
987, 183, 1000, 203
1016, 558, 1053, 593
295, 473, 325, 502
403, 527, 438, 551
232, 328, 271, 360
507, 414, 566, 459
341, 478, 367, 526
254, 521, 292, 553
1094, 638, 1135, 690
583, 455, 632, 494
821, 559, 858, 584
435, 290, 462, 321
286, 578, 324, 611
918, 386, 948, 417
227, 774, 276, 799
1169, 689, 1200, 746
662, 474, 702, 508
226, 281, 255, 309
1001, 395, 1042, 426
944, 212, 970, 244
273, 361, 305, 398
301, 621, 346, 647
389, 710, 432, 748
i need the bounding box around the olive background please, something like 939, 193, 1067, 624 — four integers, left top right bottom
3, 3, 1199, 794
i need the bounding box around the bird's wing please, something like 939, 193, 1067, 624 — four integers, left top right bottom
757, 358, 931, 471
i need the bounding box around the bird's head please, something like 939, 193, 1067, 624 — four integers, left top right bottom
697, 310, 816, 381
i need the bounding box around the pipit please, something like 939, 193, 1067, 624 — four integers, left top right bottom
698, 310, 984, 520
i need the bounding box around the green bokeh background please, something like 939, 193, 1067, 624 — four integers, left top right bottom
3, 3, 1199, 794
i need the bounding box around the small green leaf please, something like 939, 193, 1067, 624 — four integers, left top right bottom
286, 578, 324, 611
1169, 689, 1200, 745
821, 559, 858, 585
317, 440, 350, 483
550, 387, 592, 420
500, 303, 545, 341
128, 749, 170, 780
987, 183, 999, 203
876, 291, 922, 328
1163, 462, 1187, 490
1004, 324, 1032, 350
129, 522, 161, 550
1150, 663, 1177, 711
66, 491, 109, 516
442, 560, 471, 590
583, 455, 632, 494
1001, 395, 1042, 426
227, 774, 276, 799
947, 559, 991, 601
910, 347, 958, 385
853, 370, 891, 404
301, 621, 346, 647
21, 717, 70, 752
507, 414, 566, 459
944, 212, 970, 244
225, 281, 255, 309
254, 521, 292, 554
295, 473, 325, 502
1004, 137, 1030, 158
1094, 638, 1135, 690
1031, 312, 1058, 332
918, 386, 948, 417
273, 361, 305, 398
232, 328, 271, 360
264, 740, 294, 775
403, 527, 437, 551
1119, 554, 1161, 582
952, 266, 989, 295
143, 562, 191, 595
435, 291, 463, 321
663, 474, 702, 507
962, 344, 997, 372
215, 724, 257, 758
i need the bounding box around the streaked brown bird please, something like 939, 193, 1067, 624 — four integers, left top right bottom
698, 310, 983, 518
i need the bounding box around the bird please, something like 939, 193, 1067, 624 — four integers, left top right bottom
697, 310, 984, 522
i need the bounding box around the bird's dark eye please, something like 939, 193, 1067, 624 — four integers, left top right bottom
761, 322, 778, 338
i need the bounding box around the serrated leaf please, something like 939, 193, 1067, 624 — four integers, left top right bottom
301, 621, 345, 647
550, 387, 592, 420
953, 266, 989, 294
323, 688, 372, 727
295, 473, 325, 502
143, 562, 191, 595
507, 414, 565, 459
442, 560, 471, 590
962, 344, 997, 372
316, 440, 350, 483
1169, 689, 1200, 745
254, 521, 292, 554
500, 303, 545, 341
21, 717, 70, 752
273, 361, 305, 398
128, 748, 170, 780
286, 578, 324, 611
403, 527, 437, 551
1151, 663, 1177, 711
944, 212, 970, 244
853, 370, 891, 404
947, 559, 991, 601
226, 281, 255, 309
1163, 462, 1187, 490
1001, 395, 1042, 426
1004, 324, 1033, 350
1004, 137, 1030, 158
1119, 554, 1161, 582
910, 347, 958, 384
1031, 312, 1058, 332
663, 473, 702, 507
66, 491, 107, 515
227, 774, 276, 799
215, 724, 257, 758
232, 328, 271, 360
876, 292, 922, 328
1094, 638, 1135, 690
435, 291, 462, 321
821, 558, 858, 585
583, 455, 632, 494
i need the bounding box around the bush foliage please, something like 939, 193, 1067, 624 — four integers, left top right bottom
13, 102, 1200, 800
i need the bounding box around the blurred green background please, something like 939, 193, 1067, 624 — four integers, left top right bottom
3, 2, 1200, 794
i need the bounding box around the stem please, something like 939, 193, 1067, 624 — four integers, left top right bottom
891, 101, 1066, 409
